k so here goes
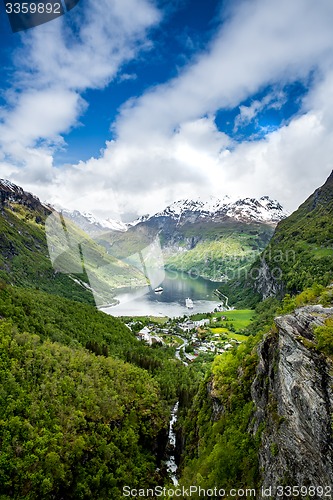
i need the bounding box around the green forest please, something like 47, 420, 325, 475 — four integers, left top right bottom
0, 284, 199, 499
1, 173, 333, 498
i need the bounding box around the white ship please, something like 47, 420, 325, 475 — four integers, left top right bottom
154, 286, 163, 293
185, 298, 193, 309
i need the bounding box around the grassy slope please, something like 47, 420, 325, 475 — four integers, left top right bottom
165, 223, 274, 281
165, 238, 259, 280
101, 219, 275, 282
190, 309, 254, 327
217, 309, 254, 328
260, 172, 333, 293
218, 171, 333, 307
0, 203, 146, 306
0, 204, 94, 304
205, 310, 254, 342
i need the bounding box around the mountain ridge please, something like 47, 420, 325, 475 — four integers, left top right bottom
59, 194, 288, 237
148, 195, 288, 226
134, 196, 287, 282
51, 194, 288, 283
0, 178, 51, 216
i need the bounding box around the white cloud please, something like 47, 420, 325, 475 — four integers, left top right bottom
2, 0, 333, 219
0, 89, 84, 150
63, 116, 231, 216
233, 91, 287, 132
14, 0, 160, 91
213, 111, 333, 210
114, 0, 333, 142
0, 0, 160, 172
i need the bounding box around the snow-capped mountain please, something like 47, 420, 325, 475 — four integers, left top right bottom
55, 195, 287, 238
48, 194, 288, 283
60, 209, 127, 236
127, 213, 150, 227
134, 195, 287, 226
124, 195, 288, 282
0, 178, 51, 213
225, 196, 288, 223
0, 178, 23, 192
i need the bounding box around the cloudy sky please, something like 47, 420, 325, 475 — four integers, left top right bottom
1, 0, 333, 220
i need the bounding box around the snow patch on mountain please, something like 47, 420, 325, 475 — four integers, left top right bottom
127, 214, 150, 227
0, 179, 22, 192
142, 195, 288, 224
82, 212, 127, 232
56, 194, 287, 234
60, 209, 128, 234
226, 196, 288, 223
154, 195, 234, 219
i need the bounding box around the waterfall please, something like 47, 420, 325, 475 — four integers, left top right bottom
165, 401, 179, 486
164, 336, 188, 485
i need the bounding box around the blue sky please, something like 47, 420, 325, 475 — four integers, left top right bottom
1, 0, 333, 219
56, 0, 223, 164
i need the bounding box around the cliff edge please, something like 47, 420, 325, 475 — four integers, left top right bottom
252, 306, 333, 497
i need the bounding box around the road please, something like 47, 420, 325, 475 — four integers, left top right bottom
174, 336, 188, 366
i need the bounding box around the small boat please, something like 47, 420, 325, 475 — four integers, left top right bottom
185, 298, 193, 309
154, 286, 163, 293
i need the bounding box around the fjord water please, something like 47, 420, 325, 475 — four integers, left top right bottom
101, 270, 222, 317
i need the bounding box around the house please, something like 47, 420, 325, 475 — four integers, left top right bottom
138, 326, 150, 335
184, 352, 197, 362
137, 327, 164, 346
198, 346, 208, 352
179, 320, 195, 332
193, 319, 210, 327
138, 327, 152, 343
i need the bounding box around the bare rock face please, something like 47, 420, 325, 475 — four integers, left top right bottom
253, 257, 284, 300
252, 306, 333, 497
0, 178, 51, 216
206, 380, 225, 421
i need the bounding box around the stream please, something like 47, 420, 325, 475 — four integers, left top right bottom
165, 338, 189, 485
166, 401, 179, 486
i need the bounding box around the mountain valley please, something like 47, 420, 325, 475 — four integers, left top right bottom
64, 195, 288, 284
0, 175, 332, 498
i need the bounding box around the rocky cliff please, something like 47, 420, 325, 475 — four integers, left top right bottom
250, 170, 333, 301
252, 305, 333, 497
252, 257, 285, 300
0, 178, 51, 217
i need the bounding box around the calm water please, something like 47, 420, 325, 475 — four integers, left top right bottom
101, 270, 222, 317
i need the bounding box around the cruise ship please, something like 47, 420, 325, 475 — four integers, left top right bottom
185, 298, 194, 309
